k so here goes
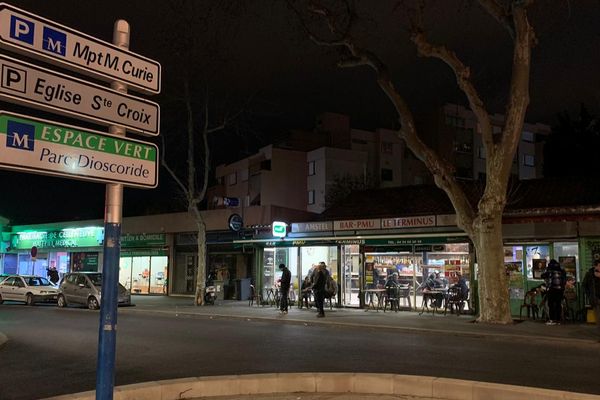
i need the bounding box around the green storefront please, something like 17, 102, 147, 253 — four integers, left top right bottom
2, 227, 169, 295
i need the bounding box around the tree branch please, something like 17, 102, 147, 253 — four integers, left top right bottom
410, 30, 495, 155
477, 0, 515, 38
160, 135, 190, 197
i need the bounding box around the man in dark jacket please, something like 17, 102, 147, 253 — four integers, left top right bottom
582, 259, 600, 340
541, 259, 567, 325
312, 262, 327, 317
278, 263, 291, 315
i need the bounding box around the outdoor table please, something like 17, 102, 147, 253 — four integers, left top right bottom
264, 288, 276, 307
363, 288, 386, 312
419, 289, 448, 315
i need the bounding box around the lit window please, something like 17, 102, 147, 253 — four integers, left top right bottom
523, 154, 535, 167
478, 146, 486, 159
228, 172, 237, 186
308, 161, 316, 176
381, 142, 393, 154
308, 190, 315, 205
522, 131, 535, 143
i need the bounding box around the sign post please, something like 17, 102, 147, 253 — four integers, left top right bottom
96, 20, 129, 400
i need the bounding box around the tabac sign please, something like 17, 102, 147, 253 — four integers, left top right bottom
0, 111, 158, 188
0, 3, 161, 94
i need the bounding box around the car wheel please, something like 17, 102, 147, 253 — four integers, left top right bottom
26, 293, 35, 306
0, 293, 3, 304
87, 296, 100, 310
57, 295, 67, 308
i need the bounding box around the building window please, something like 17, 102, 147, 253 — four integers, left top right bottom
228, 172, 237, 186
493, 126, 502, 134
523, 154, 535, 167
308, 161, 316, 176
240, 169, 249, 182
308, 190, 315, 205
381, 141, 393, 154
381, 168, 393, 181
260, 160, 271, 171
522, 131, 535, 143
478, 146, 486, 159
445, 115, 465, 128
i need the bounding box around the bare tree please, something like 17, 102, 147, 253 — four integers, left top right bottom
160, 0, 242, 305
291, 0, 537, 323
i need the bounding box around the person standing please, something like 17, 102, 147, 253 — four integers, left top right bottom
542, 259, 567, 325
312, 262, 327, 317
278, 263, 291, 315
582, 259, 600, 341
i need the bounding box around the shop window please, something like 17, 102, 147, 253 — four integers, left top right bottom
554, 242, 579, 280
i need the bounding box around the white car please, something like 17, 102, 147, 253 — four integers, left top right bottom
0, 275, 60, 305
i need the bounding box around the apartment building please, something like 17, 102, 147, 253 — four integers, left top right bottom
419, 104, 550, 181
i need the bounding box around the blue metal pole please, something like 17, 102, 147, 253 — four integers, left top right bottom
96, 19, 130, 400
96, 222, 121, 399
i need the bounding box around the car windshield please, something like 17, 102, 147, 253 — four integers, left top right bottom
27, 277, 52, 286
87, 274, 103, 286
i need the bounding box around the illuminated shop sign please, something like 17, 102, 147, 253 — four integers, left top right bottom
272, 221, 287, 238
10, 229, 166, 250
11, 227, 104, 249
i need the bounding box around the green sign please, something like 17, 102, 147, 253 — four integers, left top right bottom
0, 112, 158, 188
11, 229, 167, 250
121, 233, 166, 247
11, 227, 104, 250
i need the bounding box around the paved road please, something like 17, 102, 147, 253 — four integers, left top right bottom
0, 303, 598, 400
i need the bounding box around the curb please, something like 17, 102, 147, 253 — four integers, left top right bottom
42, 372, 600, 400
122, 307, 598, 347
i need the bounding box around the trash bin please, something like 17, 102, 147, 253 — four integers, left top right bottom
235, 278, 251, 301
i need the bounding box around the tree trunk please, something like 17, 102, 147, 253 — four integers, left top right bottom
194, 215, 207, 306
473, 213, 512, 324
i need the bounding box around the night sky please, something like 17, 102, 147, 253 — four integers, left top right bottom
1, 0, 599, 224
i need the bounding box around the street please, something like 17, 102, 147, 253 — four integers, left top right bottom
0, 302, 598, 400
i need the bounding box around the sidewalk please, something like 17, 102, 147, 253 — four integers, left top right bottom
124, 295, 600, 345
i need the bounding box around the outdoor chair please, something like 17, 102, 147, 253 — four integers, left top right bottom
519, 287, 540, 320
249, 284, 262, 307
383, 285, 400, 312
444, 286, 467, 316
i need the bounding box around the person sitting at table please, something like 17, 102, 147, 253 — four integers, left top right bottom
452, 272, 469, 300
300, 274, 312, 309
423, 271, 444, 308
385, 272, 400, 288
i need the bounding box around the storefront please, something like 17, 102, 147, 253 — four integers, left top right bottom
239, 215, 474, 311
2, 227, 170, 296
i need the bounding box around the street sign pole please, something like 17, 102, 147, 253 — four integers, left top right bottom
96, 19, 129, 400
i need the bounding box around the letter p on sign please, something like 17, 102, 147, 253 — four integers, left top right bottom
10, 16, 35, 45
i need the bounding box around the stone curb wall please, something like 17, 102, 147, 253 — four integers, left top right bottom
43, 373, 600, 400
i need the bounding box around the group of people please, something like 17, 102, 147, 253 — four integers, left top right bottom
277, 261, 330, 318
421, 270, 468, 309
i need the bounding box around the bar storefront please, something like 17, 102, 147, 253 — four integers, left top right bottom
2, 227, 170, 295
238, 215, 475, 311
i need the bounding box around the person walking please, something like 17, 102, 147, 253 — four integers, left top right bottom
542, 259, 567, 325
312, 262, 327, 318
582, 259, 600, 341
278, 263, 291, 315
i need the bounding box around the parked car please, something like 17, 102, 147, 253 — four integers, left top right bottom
0, 275, 60, 305
57, 272, 131, 310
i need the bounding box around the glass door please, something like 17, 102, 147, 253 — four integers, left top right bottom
341, 245, 360, 306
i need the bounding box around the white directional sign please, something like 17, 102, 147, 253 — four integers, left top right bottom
0, 111, 158, 188
0, 3, 161, 94
0, 54, 160, 136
